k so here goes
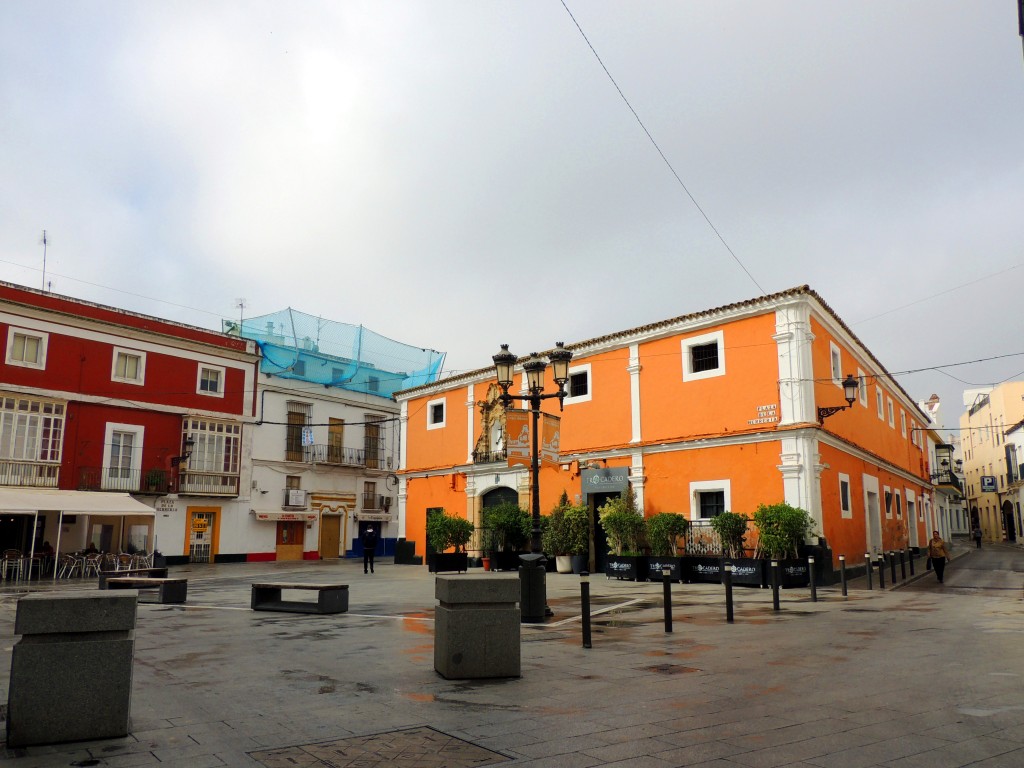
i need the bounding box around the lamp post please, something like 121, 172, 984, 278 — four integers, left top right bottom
817, 374, 860, 424
492, 342, 573, 554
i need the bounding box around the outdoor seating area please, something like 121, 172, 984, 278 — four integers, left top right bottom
0, 548, 159, 583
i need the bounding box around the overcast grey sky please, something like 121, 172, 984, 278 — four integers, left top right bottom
1, 1, 1021, 428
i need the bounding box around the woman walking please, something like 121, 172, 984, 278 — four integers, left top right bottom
928, 530, 951, 583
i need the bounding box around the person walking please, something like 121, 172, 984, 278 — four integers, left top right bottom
361, 526, 379, 574
972, 525, 983, 549
928, 530, 951, 583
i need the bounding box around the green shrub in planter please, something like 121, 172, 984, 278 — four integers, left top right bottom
541, 505, 566, 555
752, 502, 815, 560
598, 489, 644, 555
426, 512, 475, 553
709, 511, 749, 558
645, 513, 689, 557
563, 503, 590, 556
484, 502, 531, 553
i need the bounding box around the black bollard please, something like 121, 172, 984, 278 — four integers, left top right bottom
839, 555, 848, 597
899, 550, 906, 580
808, 556, 817, 602
580, 572, 592, 649
724, 563, 734, 623
890, 551, 897, 583
662, 567, 672, 634
908, 547, 915, 576
865, 554, 873, 590
771, 560, 780, 611
878, 555, 886, 589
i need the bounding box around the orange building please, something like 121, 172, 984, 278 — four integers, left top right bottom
395, 286, 936, 573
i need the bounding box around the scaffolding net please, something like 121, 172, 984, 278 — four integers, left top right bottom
238, 308, 445, 397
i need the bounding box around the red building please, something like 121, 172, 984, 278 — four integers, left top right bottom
0, 281, 259, 564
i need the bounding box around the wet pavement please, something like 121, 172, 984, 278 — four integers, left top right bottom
1, 543, 1023, 768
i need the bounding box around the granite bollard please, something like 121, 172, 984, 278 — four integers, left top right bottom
7, 591, 138, 747
434, 575, 520, 679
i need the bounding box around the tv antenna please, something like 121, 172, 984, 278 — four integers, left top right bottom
235, 298, 247, 330
40, 230, 48, 291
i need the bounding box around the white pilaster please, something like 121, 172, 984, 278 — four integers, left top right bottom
774, 303, 816, 426
628, 343, 642, 444
466, 384, 475, 463
778, 433, 825, 532
629, 451, 646, 510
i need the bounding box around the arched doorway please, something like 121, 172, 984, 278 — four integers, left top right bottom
482, 486, 518, 508
1002, 500, 1016, 542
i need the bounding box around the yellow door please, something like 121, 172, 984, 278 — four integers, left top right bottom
320, 515, 341, 559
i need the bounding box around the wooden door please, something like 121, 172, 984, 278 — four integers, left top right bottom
328, 418, 344, 463
276, 521, 304, 561
320, 515, 341, 559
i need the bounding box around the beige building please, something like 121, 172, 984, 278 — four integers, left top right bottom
960, 382, 1024, 542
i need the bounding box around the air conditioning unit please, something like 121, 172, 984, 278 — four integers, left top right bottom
287, 489, 307, 507
381, 496, 392, 510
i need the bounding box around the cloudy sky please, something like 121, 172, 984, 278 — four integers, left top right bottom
1, 1, 1021, 428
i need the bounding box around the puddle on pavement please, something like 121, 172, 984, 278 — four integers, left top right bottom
643, 663, 700, 675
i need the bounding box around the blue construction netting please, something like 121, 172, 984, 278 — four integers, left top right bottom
238, 308, 445, 397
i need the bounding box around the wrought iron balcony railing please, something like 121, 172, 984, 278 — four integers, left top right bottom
77, 467, 171, 494
932, 470, 963, 494
306, 444, 367, 467
472, 449, 508, 464
0, 460, 59, 488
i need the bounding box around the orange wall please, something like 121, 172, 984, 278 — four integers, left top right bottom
405, 386, 469, 470
403, 475, 467, 554
559, 349, 634, 452
639, 315, 782, 441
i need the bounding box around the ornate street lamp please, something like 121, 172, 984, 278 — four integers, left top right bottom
817, 374, 860, 424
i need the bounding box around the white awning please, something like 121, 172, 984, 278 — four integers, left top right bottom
0, 489, 156, 516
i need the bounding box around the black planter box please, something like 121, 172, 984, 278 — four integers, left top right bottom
729, 558, 767, 588
491, 551, 526, 571
773, 558, 810, 588
428, 552, 468, 573
647, 556, 685, 582
685, 556, 723, 583
605, 554, 649, 581
570, 554, 588, 574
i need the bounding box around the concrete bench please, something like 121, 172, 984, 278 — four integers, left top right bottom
251, 583, 349, 614
98, 567, 168, 588
105, 577, 187, 604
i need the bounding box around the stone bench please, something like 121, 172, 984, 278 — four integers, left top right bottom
97, 567, 168, 588
105, 577, 188, 604
250, 583, 349, 614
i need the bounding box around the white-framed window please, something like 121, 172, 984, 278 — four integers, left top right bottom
5, 327, 48, 369
111, 347, 146, 385
906, 489, 916, 523
689, 479, 732, 520
682, 330, 725, 382
876, 389, 884, 419
197, 364, 225, 397
857, 369, 868, 407
839, 473, 852, 519
0, 395, 65, 464
830, 341, 842, 386
900, 410, 907, 438
884, 485, 893, 519
887, 398, 895, 428
427, 397, 446, 430
184, 418, 241, 474
564, 364, 592, 404
894, 489, 903, 519
103, 422, 144, 491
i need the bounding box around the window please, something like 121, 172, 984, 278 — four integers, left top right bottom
285, 402, 311, 462
689, 479, 731, 520
111, 348, 145, 385
0, 396, 65, 468
197, 364, 225, 397
894, 490, 903, 519
839, 473, 852, 519
884, 486, 893, 519
5, 328, 47, 369
293, 360, 306, 377
887, 398, 895, 428
857, 369, 868, 407
900, 410, 907, 438
876, 389, 884, 419
427, 398, 446, 429
184, 418, 242, 474
103, 423, 144, 491
682, 330, 725, 382
368, 376, 380, 393
363, 480, 378, 510
830, 342, 842, 385
564, 364, 592, 404
365, 414, 384, 468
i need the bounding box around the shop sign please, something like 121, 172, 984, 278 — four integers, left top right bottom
581, 468, 629, 495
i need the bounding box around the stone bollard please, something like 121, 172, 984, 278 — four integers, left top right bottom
7, 592, 137, 747
434, 575, 520, 679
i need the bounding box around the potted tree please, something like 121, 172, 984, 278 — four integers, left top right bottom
426, 512, 474, 573
564, 502, 590, 574
484, 501, 531, 571
598, 489, 647, 581
753, 502, 815, 588
710, 511, 764, 586
645, 512, 690, 582
542, 499, 572, 573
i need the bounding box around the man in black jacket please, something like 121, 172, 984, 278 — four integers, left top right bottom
361, 526, 379, 574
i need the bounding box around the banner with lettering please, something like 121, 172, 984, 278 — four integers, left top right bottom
505, 409, 531, 467
540, 413, 561, 468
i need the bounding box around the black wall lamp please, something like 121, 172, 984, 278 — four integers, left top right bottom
171, 436, 196, 467
817, 374, 860, 424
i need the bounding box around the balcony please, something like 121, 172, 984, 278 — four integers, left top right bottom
472, 449, 507, 464
179, 471, 240, 496
307, 444, 367, 467
0, 460, 59, 488
932, 470, 963, 495
77, 467, 171, 494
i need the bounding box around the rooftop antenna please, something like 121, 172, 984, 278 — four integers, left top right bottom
40, 230, 48, 291
235, 298, 247, 331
